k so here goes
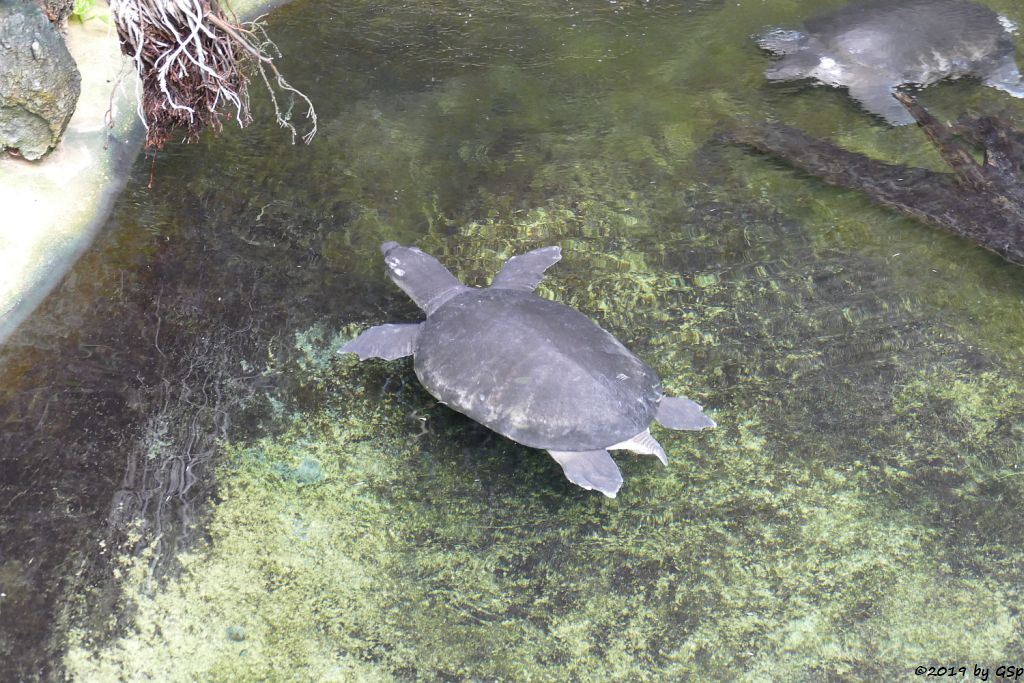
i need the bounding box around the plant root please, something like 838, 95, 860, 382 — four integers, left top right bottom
110, 0, 317, 150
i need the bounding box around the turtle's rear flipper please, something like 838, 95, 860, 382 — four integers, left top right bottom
655, 396, 716, 431
984, 54, 1024, 98
610, 429, 668, 465
339, 323, 422, 361
491, 246, 562, 292
548, 450, 623, 498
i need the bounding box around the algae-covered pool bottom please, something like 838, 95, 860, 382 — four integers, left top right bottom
3, 0, 1024, 679
36, 188, 1024, 679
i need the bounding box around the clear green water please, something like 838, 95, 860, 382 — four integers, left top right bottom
3, 0, 1024, 680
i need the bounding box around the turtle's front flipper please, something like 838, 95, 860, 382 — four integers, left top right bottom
656, 396, 716, 431
339, 323, 421, 361
548, 449, 623, 498
847, 81, 914, 125
491, 246, 562, 292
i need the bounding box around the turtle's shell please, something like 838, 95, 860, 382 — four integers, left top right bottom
413, 289, 662, 451
806, 0, 1013, 84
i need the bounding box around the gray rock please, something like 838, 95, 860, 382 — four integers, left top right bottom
0, 0, 81, 159
38, 0, 74, 24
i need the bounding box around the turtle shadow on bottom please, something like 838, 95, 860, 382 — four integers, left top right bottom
340, 242, 716, 498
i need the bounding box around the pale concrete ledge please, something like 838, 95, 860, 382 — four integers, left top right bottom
0, 0, 280, 346
0, 13, 138, 346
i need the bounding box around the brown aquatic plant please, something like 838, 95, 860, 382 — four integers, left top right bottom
109, 0, 317, 150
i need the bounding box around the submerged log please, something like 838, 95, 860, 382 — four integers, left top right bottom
722, 94, 1024, 266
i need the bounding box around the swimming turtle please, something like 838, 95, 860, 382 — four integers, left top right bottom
757, 0, 1024, 125
340, 242, 715, 498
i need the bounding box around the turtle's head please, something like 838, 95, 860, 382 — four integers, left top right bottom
380, 242, 467, 314
757, 30, 820, 81
764, 50, 820, 81
756, 28, 808, 56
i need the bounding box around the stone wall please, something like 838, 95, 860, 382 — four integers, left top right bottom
0, 0, 81, 159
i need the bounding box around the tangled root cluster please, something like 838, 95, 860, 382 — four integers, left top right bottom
110, 0, 316, 150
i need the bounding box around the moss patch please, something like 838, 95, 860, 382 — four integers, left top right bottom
66, 290, 1024, 680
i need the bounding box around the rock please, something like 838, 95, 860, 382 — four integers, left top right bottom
291, 458, 324, 484
0, 0, 81, 159
38, 0, 74, 24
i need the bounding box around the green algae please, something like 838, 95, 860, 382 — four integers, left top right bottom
66, 168, 1024, 680
65, 311, 1024, 680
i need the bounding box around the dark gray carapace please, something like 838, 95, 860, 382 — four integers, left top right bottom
340, 242, 715, 498
758, 0, 1024, 125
